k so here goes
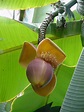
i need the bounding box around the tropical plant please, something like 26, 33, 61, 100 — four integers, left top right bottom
0, 0, 84, 112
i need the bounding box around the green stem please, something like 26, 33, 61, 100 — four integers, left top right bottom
65, 0, 77, 9
45, 95, 50, 105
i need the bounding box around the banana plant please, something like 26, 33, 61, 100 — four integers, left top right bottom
0, 0, 84, 112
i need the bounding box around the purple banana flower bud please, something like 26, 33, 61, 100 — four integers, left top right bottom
26, 58, 53, 87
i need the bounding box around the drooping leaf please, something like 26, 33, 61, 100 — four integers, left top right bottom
0, 49, 29, 102
60, 48, 84, 112
11, 85, 47, 112
0, 0, 58, 10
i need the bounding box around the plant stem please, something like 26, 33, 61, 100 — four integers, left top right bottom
45, 95, 50, 105
38, 0, 77, 43
65, 0, 77, 9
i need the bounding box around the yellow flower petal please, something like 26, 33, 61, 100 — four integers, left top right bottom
36, 38, 66, 68
19, 42, 36, 69
32, 74, 56, 96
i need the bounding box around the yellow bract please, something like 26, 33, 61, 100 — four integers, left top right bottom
19, 42, 36, 69
37, 38, 66, 68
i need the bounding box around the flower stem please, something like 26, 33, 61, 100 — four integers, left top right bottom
38, 0, 77, 43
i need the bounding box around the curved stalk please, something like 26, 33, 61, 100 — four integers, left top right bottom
38, 0, 77, 43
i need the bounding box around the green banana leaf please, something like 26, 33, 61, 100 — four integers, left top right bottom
0, 17, 38, 102
0, 0, 58, 9
0, 16, 38, 52
0, 49, 29, 102
12, 85, 47, 112
54, 35, 82, 67
60, 48, 84, 112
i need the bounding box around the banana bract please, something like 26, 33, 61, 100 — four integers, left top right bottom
19, 38, 66, 96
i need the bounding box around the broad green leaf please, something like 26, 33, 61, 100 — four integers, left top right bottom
0, 49, 29, 102
60, 48, 84, 112
47, 21, 82, 38
12, 85, 47, 112
48, 65, 74, 106
0, 0, 58, 9
0, 17, 37, 53
54, 35, 82, 67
